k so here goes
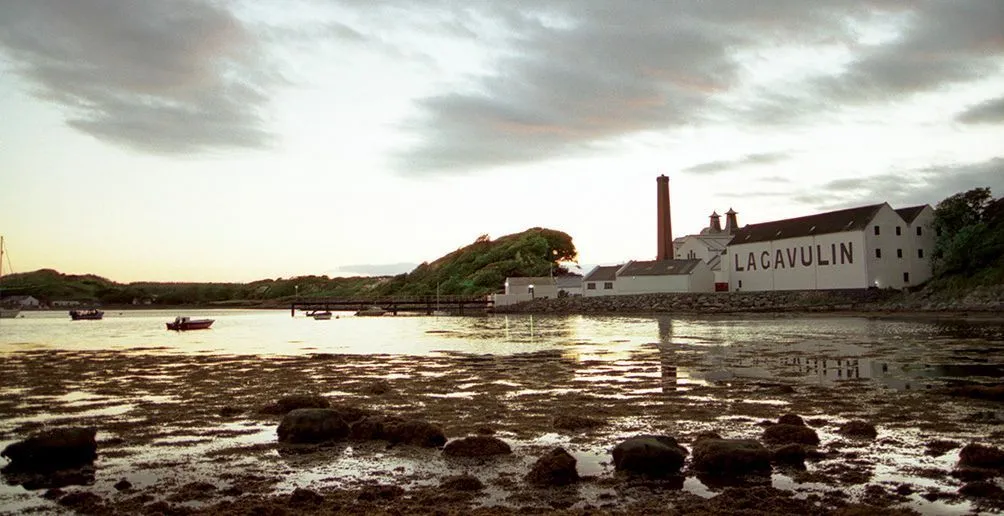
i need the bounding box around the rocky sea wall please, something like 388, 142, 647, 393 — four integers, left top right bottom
492, 285, 1004, 315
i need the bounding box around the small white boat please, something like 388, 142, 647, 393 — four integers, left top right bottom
355, 306, 386, 317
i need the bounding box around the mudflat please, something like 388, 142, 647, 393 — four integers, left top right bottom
1, 329, 1004, 514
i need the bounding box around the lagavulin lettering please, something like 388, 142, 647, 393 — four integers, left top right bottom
735, 243, 854, 271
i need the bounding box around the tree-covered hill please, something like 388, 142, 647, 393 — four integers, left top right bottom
0, 227, 577, 306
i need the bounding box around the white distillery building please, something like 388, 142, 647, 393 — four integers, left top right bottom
674, 208, 740, 290
727, 203, 935, 292
582, 265, 621, 297
582, 259, 713, 295
492, 276, 558, 306
617, 259, 713, 294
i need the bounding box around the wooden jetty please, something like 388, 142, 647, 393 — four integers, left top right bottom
291, 295, 493, 316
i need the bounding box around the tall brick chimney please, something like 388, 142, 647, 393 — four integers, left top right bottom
724, 208, 739, 234
657, 175, 673, 260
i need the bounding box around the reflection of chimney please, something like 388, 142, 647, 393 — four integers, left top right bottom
724, 208, 739, 234
709, 211, 722, 233
657, 175, 673, 260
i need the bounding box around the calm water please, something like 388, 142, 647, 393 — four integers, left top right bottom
2, 310, 1004, 386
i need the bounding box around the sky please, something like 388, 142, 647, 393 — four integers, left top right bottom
0, 1, 1002, 283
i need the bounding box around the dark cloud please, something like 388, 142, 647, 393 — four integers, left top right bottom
383, 1, 1003, 173
683, 152, 788, 174
0, 0, 279, 153
792, 157, 1004, 209
957, 97, 1004, 124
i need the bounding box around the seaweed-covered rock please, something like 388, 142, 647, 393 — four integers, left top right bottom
440, 474, 484, 491
960, 480, 1004, 498
959, 443, 1004, 470
526, 447, 579, 486
611, 435, 688, 476
357, 484, 404, 501
762, 424, 819, 446
1, 427, 97, 471
260, 395, 329, 415
442, 436, 512, 457
838, 420, 878, 439
777, 414, 806, 427
691, 439, 771, 478
277, 409, 350, 444
770, 444, 807, 468
349, 416, 446, 447
289, 487, 325, 506
553, 415, 604, 431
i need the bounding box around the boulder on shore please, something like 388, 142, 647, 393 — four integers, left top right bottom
277, 409, 350, 444
959, 443, 1004, 470
691, 438, 771, 478
1, 427, 97, 471
442, 436, 512, 457
526, 447, 579, 486
837, 420, 878, 439
777, 414, 806, 427
611, 435, 688, 477
350, 416, 446, 448
762, 424, 820, 446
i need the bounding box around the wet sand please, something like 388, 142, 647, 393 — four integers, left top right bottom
2, 336, 1003, 514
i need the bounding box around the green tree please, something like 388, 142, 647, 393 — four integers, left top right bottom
932, 187, 1004, 278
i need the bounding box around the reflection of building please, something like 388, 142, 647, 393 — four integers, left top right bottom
727, 203, 935, 291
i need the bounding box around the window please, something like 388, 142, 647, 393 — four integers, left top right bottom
897, 249, 903, 258
895, 226, 901, 236
587, 283, 596, 290
875, 248, 882, 258
903, 272, 910, 283
603, 282, 613, 290
874, 225, 880, 235
918, 249, 924, 259
917, 227, 923, 236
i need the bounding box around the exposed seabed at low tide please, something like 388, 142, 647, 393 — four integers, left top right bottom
1, 316, 1004, 514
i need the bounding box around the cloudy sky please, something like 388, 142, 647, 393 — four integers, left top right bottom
1, 1, 1001, 282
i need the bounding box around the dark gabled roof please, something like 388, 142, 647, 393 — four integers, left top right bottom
729, 204, 886, 246
618, 259, 702, 277
895, 205, 929, 224
583, 265, 621, 282
555, 276, 582, 288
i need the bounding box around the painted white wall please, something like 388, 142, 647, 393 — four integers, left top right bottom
582, 279, 617, 297
617, 261, 714, 294
904, 207, 936, 285
728, 230, 868, 291
618, 274, 690, 294
863, 204, 911, 289
492, 293, 533, 306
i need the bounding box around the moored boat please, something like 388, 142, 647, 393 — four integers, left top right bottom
166, 316, 215, 331
310, 311, 333, 320
70, 309, 104, 320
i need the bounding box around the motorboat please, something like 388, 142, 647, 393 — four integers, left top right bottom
70, 309, 104, 320
310, 311, 333, 320
166, 316, 215, 331
355, 306, 386, 317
